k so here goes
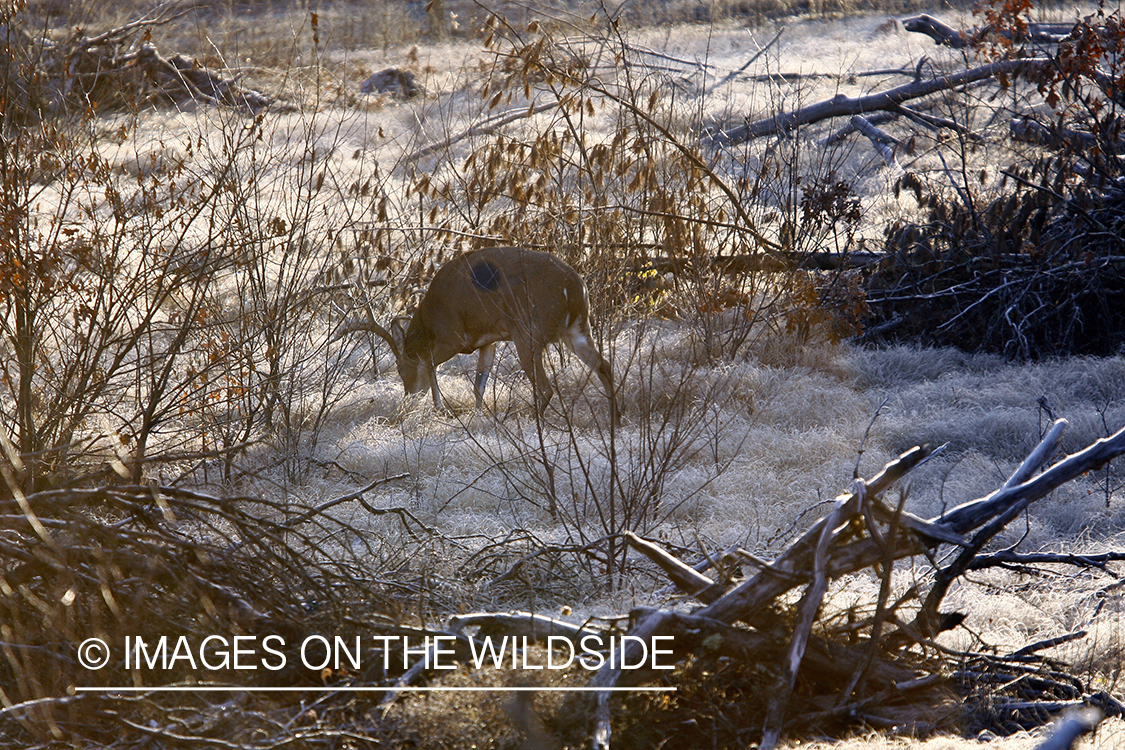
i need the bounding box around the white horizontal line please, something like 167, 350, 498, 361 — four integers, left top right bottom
74, 686, 674, 693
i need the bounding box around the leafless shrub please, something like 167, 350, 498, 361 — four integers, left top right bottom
0, 3, 379, 490
456, 320, 750, 588
0, 480, 434, 746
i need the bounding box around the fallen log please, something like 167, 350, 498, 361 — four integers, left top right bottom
1010, 116, 1125, 154
707, 58, 1045, 145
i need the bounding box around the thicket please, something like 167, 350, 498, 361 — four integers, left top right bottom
862, 0, 1125, 358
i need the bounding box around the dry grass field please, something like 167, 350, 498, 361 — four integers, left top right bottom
2, 0, 1124, 747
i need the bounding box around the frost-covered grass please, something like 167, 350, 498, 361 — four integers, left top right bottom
113, 0, 1124, 675
26, 3, 1124, 746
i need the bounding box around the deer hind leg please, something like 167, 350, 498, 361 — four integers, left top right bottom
473, 343, 497, 410
514, 338, 554, 413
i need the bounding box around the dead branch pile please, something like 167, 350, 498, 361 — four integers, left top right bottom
707, 14, 1121, 148
695, 9, 1125, 360
576, 419, 1125, 749
2, 9, 272, 127
2, 421, 1124, 748
363, 418, 1125, 749
862, 163, 1125, 358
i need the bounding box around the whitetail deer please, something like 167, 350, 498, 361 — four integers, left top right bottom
338, 247, 616, 421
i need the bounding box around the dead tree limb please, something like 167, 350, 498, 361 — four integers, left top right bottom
901, 15, 973, 48
707, 58, 1044, 145
824, 111, 898, 146
623, 531, 719, 601
913, 418, 1069, 635
1010, 631, 1089, 660
406, 101, 560, 162
969, 549, 1125, 572
902, 14, 1078, 48
695, 445, 932, 625
895, 103, 980, 138
848, 115, 901, 168
77, 4, 193, 48
282, 473, 410, 527
620, 42, 717, 71
933, 419, 1125, 535
823, 105, 978, 151
760, 482, 861, 750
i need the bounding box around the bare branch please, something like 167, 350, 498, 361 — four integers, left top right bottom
708, 58, 1045, 145
624, 531, 718, 602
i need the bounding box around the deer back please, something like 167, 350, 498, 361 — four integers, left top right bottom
403, 247, 590, 365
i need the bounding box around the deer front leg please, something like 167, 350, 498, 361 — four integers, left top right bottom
428, 365, 445, 411
426, 341, 466, 413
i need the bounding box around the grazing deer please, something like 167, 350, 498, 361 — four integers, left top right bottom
338, 247, 616, 421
